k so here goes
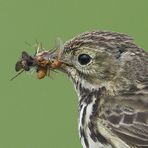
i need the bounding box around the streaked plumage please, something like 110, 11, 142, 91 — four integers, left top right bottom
53, 31, 148, 148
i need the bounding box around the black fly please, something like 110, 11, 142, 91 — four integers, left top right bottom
10, 51, 36, 81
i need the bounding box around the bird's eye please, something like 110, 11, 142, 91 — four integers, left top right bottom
78, 54, 92, 65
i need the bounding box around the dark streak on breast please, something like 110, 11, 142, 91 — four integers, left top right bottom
88, 122, 108, 144
82, 106, 87, 126
80, 127, 89, 148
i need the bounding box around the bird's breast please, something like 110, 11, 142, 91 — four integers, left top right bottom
78, 98, 105, 148
78, 93, 113, 148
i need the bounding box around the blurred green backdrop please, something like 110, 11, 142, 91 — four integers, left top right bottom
0, 0, 148, 148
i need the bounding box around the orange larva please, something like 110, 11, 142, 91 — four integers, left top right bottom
37, 66, 47, 79
50, 59, 62, 68
36, 59, 62, 79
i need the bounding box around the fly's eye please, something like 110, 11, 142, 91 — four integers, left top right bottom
78, 54, 92, 65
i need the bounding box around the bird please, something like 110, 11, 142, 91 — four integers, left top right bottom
43, 31, 148, 148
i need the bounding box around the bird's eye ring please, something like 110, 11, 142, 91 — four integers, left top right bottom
78, 54, 92, 65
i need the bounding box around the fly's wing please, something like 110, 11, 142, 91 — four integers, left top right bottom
21, 51, 30, 59
15, 60, 23, 71
54, 37, 64, 50
22, 51, 34, 61
104, 88, 148, 147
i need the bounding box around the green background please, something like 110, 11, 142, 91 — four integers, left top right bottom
0, 0, 148, 148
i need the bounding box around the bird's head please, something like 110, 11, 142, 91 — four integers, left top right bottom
49, 31, 143, 95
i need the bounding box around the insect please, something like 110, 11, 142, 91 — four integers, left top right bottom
11, 50, 62, 80
35, 51, 62, 79
10, 51, 36, 81
35, 55, 50, 79
15, 51, 35, 71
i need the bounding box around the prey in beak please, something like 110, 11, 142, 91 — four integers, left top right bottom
11, 49, 63, 80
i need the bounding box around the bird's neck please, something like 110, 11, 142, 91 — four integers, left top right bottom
77, 84, 102, 127
74, 82, 108, 148
77, 83, 103, 108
